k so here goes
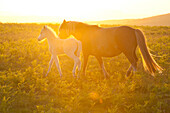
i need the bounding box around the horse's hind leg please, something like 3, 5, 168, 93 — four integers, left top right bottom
124, 51, 138, 78
126, 65, 133, 78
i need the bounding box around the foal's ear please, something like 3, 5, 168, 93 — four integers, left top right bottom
63, 19, 66, 23
44, 25, 47, 29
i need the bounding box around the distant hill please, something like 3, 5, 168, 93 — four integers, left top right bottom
88, 13, 170, 26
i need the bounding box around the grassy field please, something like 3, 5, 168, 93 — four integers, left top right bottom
0, 23, 169, 113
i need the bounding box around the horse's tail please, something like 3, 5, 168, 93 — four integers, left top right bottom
74, 40, 82, 57
135, 29, 163, 76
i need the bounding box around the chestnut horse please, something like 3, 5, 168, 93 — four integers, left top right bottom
58, 20, 162, 78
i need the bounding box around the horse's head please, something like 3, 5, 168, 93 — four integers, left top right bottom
58, 20, 73, 39
38, 25, 48, 41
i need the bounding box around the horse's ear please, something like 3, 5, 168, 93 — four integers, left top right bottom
63, 19, 66, 23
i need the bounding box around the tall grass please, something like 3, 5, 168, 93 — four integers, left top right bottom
0, 23, 169, 113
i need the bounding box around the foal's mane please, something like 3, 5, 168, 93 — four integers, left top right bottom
46, 26, 58, 38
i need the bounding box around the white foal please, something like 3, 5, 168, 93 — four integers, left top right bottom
38, 25, 82, 77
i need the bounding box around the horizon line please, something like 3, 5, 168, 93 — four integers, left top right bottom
0, 13, 169, 24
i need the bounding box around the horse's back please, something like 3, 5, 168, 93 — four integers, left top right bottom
84, 27, 122, 56
114, 26, 137, 53
81, 25, 137, 57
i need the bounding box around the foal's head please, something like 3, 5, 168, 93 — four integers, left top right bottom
38, 25, 48, 41
38, 25, 57, 41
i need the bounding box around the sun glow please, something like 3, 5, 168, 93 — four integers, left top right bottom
0, 0, 170, 23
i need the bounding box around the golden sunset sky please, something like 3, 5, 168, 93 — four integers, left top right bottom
0, 0, 170, 23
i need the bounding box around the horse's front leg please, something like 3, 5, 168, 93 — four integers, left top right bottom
53, 55, 63, 77
95, 56, 109, 78
82, 54, 89, 76
46, 56, 54, 77
126, 65, 133, 78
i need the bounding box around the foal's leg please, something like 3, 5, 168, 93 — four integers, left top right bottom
53, 55, 63, 77
72, 59, 78, 77
46, 56, 54, 77
77, 59, 81, 79
77, 59, 81, 72
95, 56, 109, 78
67, 53, 80, 77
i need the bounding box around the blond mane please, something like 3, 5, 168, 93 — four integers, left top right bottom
46, 26, 58, 38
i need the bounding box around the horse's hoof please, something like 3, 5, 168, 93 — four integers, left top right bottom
79, 72, 85, 78
60, 75, 63, 79
104, 73, 110, 79
104, 76, 109, 79
82, 72, 85, 76
126, 71, 131, 77
45, 74, 48, 77
126, 71, 133, 79
72, 73, 76, 78
77, 76, 80, 80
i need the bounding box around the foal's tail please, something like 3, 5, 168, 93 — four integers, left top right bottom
135, 29, 163, 76
75, 40, 82, 57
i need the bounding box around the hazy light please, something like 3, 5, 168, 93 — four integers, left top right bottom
0, 0, 170, 23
